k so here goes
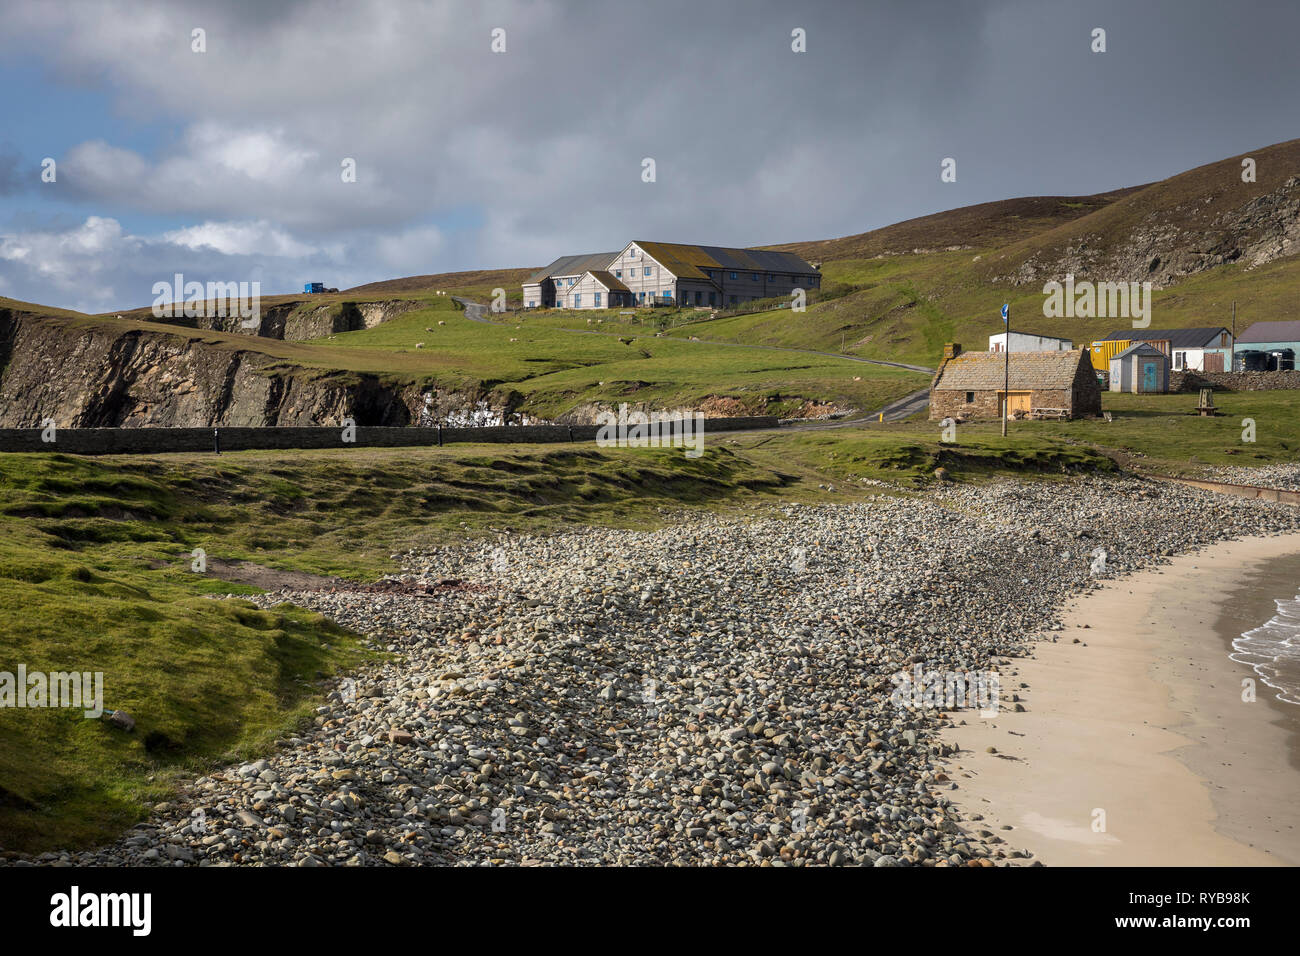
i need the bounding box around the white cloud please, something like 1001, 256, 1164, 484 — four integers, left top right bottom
162, 220, 316, 258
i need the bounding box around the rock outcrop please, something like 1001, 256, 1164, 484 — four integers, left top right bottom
0, 307, 521, 428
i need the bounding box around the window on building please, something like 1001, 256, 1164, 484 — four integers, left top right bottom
614, 270, 622, 278
730, 272, 737, 280
528, 301, 535, 308
709, 292, 717, 305
965, 392, 974, 403
1174, 351, 1186, 370
574, 294, 582, 307
767, 274, 774, 281
752, 273, 759, 281
695, 291, 703, 305
638, 291, 645, 301
594, 292, 602, 306
644, 266, 652, 276
557, 297, 564, 308
663, 289, 672, 298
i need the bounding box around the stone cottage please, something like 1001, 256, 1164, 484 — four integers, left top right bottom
929, 343, 1102, 421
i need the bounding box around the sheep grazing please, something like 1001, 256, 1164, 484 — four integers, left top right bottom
415, 342, 425, 349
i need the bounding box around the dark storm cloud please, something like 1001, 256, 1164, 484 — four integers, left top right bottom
1, 0, 1297, 308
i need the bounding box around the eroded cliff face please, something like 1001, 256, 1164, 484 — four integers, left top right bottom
0, 309, 522, 428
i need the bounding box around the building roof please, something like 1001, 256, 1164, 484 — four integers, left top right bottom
1236, 320, 1300, 344
1101, 327, 1228, 348
933, 349, 1092, 390
525, 252, 618, 284
586, 270, 630, 292
630, 241, 818, 281
1112, 342, 1168, 360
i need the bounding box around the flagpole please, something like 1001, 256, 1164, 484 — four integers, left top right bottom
1002, 304, 1010, 437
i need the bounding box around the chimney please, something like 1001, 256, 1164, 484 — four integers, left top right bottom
943, 342, 962, 360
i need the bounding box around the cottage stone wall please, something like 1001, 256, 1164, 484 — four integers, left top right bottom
931, 384, 1100, 421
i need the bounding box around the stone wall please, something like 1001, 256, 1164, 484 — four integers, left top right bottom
0, 417, 780, 455
1169, 370, 1300, 392
930, 387, 1085, 421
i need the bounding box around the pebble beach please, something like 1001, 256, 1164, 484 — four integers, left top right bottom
25, 473, 1300, 867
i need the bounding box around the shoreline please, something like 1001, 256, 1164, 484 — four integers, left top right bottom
940, 531, 1300, 866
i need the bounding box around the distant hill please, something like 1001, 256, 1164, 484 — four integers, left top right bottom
982, 138, 1300, 288
345, 267, 536, 302
770, 188, 1143, 262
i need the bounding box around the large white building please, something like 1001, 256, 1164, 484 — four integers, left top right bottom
523, 241, 821, 310
988, 331, 1073, 352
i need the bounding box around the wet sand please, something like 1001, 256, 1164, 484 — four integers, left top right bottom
940, 532, 1300, 866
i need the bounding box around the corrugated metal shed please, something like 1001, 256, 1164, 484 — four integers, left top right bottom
932, 350, 1092, 390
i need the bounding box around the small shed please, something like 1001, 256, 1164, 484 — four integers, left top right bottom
1109, 343, 1170, 393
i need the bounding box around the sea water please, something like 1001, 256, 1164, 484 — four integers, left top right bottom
1233, 591, 1300, 706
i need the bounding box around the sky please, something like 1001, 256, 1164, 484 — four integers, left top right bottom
1, 0, 1297, 313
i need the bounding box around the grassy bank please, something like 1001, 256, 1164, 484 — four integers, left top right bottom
3, 388, 1297, 852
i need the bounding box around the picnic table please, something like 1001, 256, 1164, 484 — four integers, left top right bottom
1030, 407, 1069, 421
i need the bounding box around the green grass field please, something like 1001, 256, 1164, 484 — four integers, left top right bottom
656, 252, 1300, 370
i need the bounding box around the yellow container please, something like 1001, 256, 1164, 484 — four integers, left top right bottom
1089, 339, 1131, 370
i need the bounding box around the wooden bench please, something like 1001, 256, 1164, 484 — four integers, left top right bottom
1030, 407, 1069, 421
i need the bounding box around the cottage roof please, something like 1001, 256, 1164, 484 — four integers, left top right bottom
932, 349, 1092, 390
525, 252, 619, 284
1236, 320, 1300, 344
990, 330, 1071, 343
1101, 327, 1228, 348
630, 241, 818, 281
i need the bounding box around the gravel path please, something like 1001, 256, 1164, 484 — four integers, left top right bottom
28, 475, 1300, 867
1203, 463, 1300, 491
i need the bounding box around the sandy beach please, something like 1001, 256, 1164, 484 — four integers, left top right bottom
941, 531, 1300, 866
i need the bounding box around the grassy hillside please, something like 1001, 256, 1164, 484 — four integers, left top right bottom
772, 188, 1143, 262
344, 267, 537, 305
5, 295, 928, 421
